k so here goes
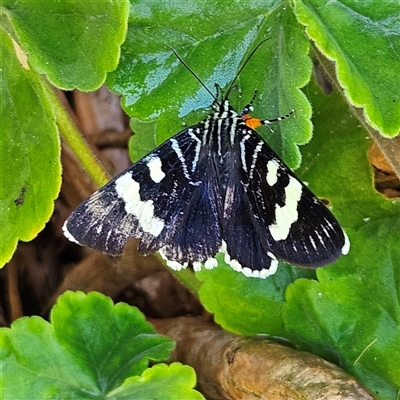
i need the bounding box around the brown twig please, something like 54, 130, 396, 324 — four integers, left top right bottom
151, 316, 376, 400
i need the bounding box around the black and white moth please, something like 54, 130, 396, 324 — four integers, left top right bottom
63, 44, 349, 279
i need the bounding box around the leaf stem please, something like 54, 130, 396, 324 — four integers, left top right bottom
41, 80, 110, 187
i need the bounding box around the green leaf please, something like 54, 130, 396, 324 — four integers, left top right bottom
0, 0, 129, 266
52, 291, 174, 389
1, 291, 178, 399
293, 0, 400, 137
107, 363, 205, 400
0, 30, 60, 266
2, 0, 130, 90
107, 0, 313, 168
197, 254, 315, 337
282, 82, 400, 399
284, 227, 400, 400
1, 316, 99, 399
295, 84, 398, 230
129, 118, 158, 162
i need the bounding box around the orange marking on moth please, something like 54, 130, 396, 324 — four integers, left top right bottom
243, 114, 262, 129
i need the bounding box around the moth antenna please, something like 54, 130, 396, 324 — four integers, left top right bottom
168, 46, 218, 103
225, 38, 272, 99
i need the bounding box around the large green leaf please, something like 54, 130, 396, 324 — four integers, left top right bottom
52, 291, 174, 387
2, 0, 129, 90
107, 0, 313, 168
293, 0, 400, 137
0, 291, 202, 399
284, 226, 400, 400
0, 30, 60, 266
0, 0, 129, 266
282, 82, 400, 399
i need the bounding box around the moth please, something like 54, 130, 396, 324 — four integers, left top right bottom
63, 41, 349, 278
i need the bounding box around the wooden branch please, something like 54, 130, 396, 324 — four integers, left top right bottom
151, 316, 376, 400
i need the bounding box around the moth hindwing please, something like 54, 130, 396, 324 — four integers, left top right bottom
63, 94, 349, 279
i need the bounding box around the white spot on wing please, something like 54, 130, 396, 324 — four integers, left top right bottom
220, 241, 278, 279
188, 130, 202, 172
167, 259, 187, 271
146, 155, 165, 183
229, 259, 242, 272
115, 173, 164, 236
202, 120, 210, 145
309, 235, 317, 251
240, 134, 250, 172
159, 247, 188, 270
204, 257, 218, 269
217, 118, 223, 155
219, 240, 227, 254
315, 231, 325, 246
193, 261, 202, 271
170, 138, 200, 185
269, 177, 303, 241
241, 267, 254, 277
62, 222, 81, 245
266, 256, 279, 276
249, 141, 263, 181
159, 248, 218, 273
321, 225, 330, 238
342, 231, 350, 255
266, 159, 280, 186
229, 119, 238, 146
